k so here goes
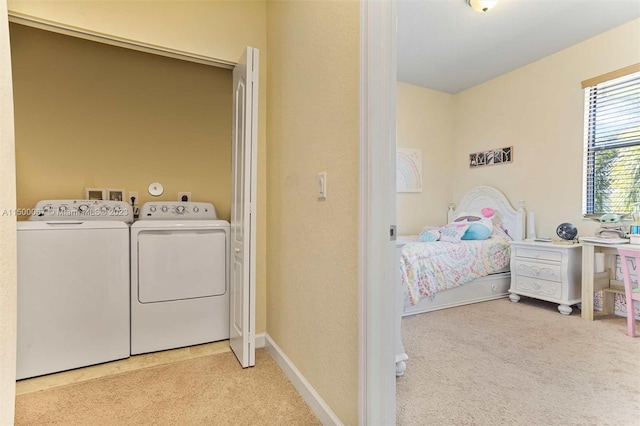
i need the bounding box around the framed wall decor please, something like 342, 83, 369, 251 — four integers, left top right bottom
397, 148, 422, 192
470, 146, 512, 168
85, 188, 106, 200
107, 189, 125, 202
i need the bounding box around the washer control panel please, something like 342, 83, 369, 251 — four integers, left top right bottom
29, 200, 134, 222
138, 202, 218, 220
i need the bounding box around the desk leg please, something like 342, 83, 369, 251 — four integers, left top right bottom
601, 252, 617, 315
582, 244, 595, 320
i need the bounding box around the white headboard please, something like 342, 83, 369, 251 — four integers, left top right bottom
447, 186, 526, 241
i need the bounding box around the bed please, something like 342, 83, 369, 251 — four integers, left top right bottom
395, 186, 526, 376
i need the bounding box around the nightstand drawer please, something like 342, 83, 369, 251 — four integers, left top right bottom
514, 260, 563, 282
514, 276, 562, 299
515, 248, 562, 262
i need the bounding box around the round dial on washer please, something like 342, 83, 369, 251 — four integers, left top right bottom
176, 205, 185, 214
150, 206, 156, 213
193, 206, 199, 213
100, 206, 108, 215
161, 206, 168, 213
78, 204, 89, 212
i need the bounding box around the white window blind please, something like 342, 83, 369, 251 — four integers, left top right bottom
583, 68, 640, 216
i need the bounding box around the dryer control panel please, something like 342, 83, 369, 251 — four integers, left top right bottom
29, 200, 134, 222
138, 202, 218, 220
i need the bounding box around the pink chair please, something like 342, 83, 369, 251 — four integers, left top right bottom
616, 247, 640, 337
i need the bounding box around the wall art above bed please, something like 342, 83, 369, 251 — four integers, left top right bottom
397, 148, 422, 192
469, 146, 512, 168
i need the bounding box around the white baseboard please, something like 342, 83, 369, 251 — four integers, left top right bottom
265, 334, 342, 426
255, 332, 265, 348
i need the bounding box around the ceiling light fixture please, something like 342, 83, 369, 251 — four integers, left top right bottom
467, 0, 498, 13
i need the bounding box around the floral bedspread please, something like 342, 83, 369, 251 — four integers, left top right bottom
399, 236, 511, 306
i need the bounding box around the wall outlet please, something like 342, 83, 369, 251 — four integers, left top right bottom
178, 192, 191, 202
128, 191, 138, 206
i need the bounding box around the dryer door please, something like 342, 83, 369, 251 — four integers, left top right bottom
137, 229, 227, 303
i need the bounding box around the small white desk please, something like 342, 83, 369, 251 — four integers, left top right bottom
581, 242, 640, 320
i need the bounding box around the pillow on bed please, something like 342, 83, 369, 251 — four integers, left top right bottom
462, 223, 492, 240
451, 214, 492, 240
492, 221, 512, 240
419, 226, 440, 242
438, 224, 469, 242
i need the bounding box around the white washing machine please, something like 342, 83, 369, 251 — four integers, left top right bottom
130, 201, 229, 355
17, 200, 133, 380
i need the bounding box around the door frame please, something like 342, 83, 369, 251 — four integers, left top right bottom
0, 0, 17, 423
358, 1, 397, 425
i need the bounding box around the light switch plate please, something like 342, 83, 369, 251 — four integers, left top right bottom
318, 172, 327, 199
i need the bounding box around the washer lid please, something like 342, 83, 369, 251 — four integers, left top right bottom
17, 221, 129, 230
131, 219, 229, 229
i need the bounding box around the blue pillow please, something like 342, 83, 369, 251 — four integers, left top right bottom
419, 228, 440, 242
461, 223, 492, 240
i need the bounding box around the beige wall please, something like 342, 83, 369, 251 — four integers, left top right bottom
266, 1, 359, 423
397, 19, 640, 240
7, 0, 268, 333
0, 1, 17, 423
11, 23, 233, 219
396, 82, 454, 235
452, 18, 640, 239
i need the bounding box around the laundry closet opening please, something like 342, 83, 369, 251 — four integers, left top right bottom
9, 22, 233, 218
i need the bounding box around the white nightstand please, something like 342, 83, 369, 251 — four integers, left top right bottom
509, 240, 582, 315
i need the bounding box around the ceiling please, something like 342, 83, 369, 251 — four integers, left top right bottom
397, 0, 640, 94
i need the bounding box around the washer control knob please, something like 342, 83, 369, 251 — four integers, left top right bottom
161, 206, 168, 213
100, 206, 108, 215
150, 206, 156, 213
78, 204, 89, 212
176, 205, 185, 214
193, 206, 199, 213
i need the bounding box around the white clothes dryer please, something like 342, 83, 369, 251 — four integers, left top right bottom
130, 202, 229, 355
16, 200, 133, 379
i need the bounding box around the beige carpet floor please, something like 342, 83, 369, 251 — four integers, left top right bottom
396, 298, 640, 426
15, 349, 320, 425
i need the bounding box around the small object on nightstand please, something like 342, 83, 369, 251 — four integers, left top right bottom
556, 222, 578, 241
553, 240, 578, 245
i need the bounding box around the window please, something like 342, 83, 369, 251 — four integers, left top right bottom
582, 65, 640, 216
